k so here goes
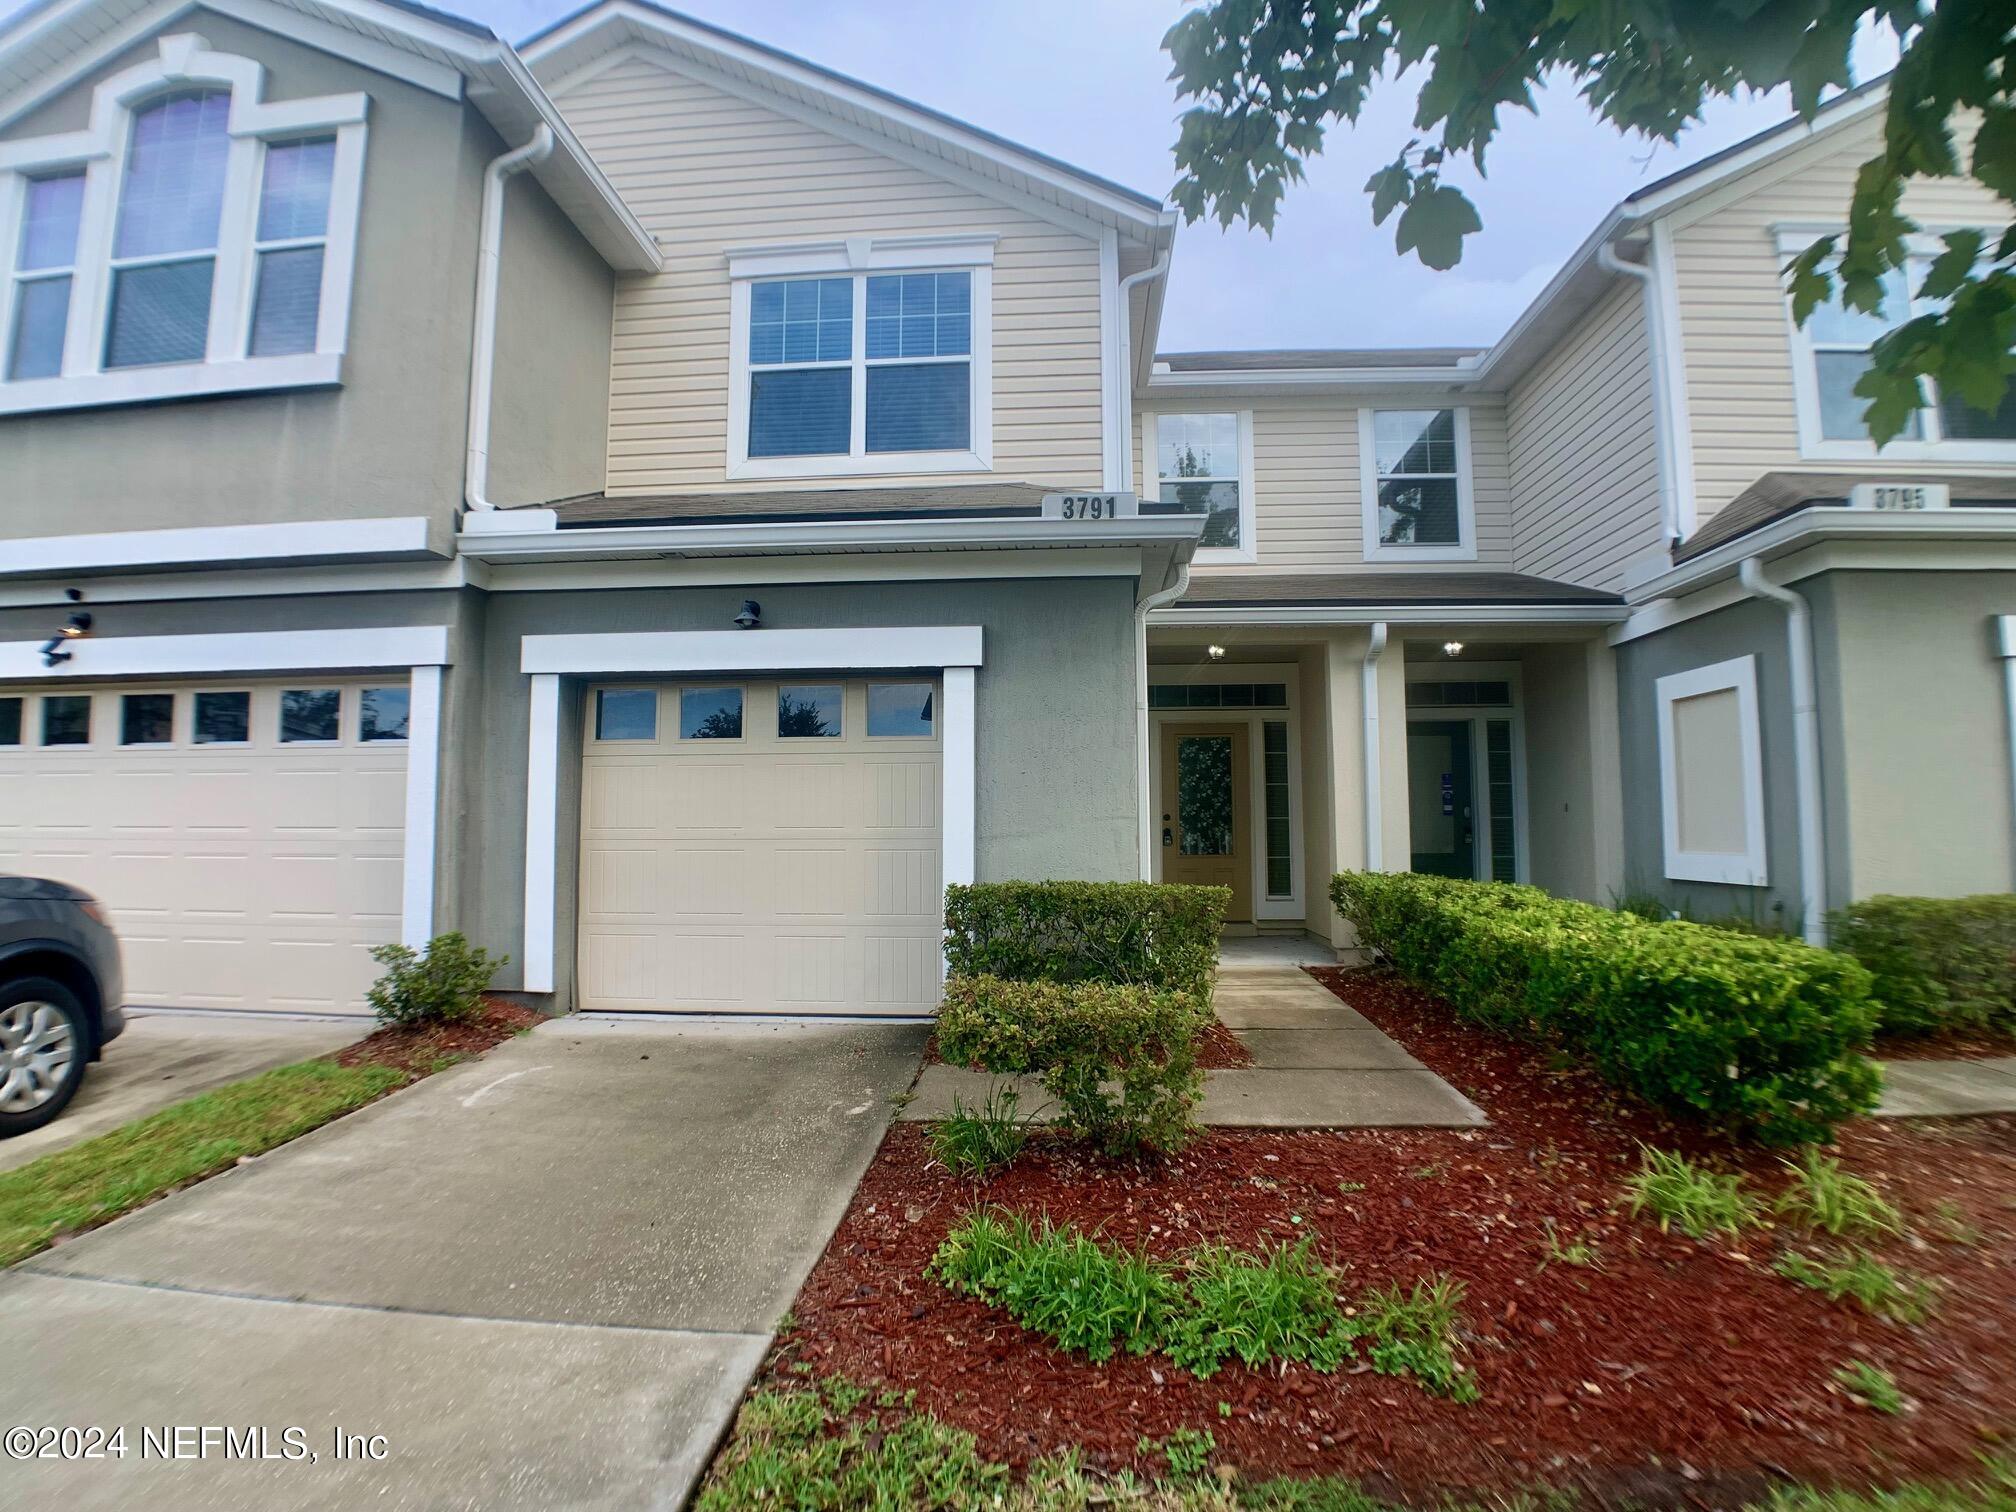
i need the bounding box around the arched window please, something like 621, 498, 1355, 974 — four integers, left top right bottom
105, 90, 232, 368
0, 34, 368, 412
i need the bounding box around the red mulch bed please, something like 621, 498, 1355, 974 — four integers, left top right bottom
331, 996, 541, 1076
776, 967, 2016, 1507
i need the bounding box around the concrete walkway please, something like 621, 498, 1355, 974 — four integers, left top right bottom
0, 1015, 925, 1510
905, 966, 1484, 1129
1876, 1056, 2016, 1117
1, 1011, 367, 1173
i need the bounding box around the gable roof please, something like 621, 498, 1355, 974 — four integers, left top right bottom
0, 0, 661, 271
520, 0, 1172, 241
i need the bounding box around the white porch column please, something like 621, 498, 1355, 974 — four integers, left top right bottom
399, 664, 443, 947
522, 672, 561, 994
941, 665, 976, 888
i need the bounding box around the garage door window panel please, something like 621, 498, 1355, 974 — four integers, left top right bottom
42, 695, 90, 746
779, 684, 843, 738
279, 687, 341, 743
359, 686, 409, 742
594, 688, 657, 742
0, 696, 20, 745
679, 686, 743, 740
867, 682, 934, 738
120, 692, 174, 745
194, 689, 251, 744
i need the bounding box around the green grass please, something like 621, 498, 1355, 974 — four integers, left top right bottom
928, 1081, 1031, 1180
1776, 1248, 1941, 1323
1622, 1147, 1760, 1239
928, 1210, 1476, 1399
1776, 1154, 1905, 1239
1538, 1220, 1598, 1270
699, 1376, 2016, 1511
1833, 1359, 1906, 1415
0, 1058, 408, 1267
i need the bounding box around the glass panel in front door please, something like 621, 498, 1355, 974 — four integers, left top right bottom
1177, 735, 1235, 855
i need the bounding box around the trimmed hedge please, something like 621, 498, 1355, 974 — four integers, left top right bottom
944, 881, 1227, 999
937, 974, 1206, 1155
1830, 894, 2016, 1036
1331, 871, 1880, 1145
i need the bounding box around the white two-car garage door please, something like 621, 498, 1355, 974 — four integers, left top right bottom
0, 680, 410, 1013
577, 678, 942, 1015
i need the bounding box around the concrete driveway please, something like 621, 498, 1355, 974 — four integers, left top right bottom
0, 1015, 924, 1510
0, 1011, 368, 1173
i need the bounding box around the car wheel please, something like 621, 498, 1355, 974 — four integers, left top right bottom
0, 978, 89, 1138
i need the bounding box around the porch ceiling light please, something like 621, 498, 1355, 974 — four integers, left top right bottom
1206, 645, 1226, 661
1442, 640, 1464, 658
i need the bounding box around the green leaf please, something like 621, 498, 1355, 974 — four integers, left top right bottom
1366, 162, 1413, 225
1393, 183, 1481, 270
1784, 236, 1839, 325
1975, 105, 2016, 202
1917, 230, 1984, 303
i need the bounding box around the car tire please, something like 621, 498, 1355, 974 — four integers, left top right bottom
0, 977, 90, 1138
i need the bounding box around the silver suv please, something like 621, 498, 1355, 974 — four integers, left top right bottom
0, 877, 125, 1138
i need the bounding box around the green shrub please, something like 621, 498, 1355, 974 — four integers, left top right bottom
366, 932, 506, 1027
1622, 1147, 1759, 1239
928, 1083, 1030, 1180
944, 882, 1229, 999
1829, 893, 2016, 1036
1332, 872, 1880, 1144
938, 975, 1207, 1155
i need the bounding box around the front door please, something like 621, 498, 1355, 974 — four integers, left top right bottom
1159, 723, 1252, 921
1407, 720, 1476, 879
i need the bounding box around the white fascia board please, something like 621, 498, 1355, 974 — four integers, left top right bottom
1143, 364, 1492, 396
1624, 508, 2016, 604
520, 2, 1167, 235
457, 514, 1206, 562
2, 516, 438, 579
724, 233, 996, 279
1149, 604, 1627, 628
0, 624, 450, 680
521, 624, 984, 675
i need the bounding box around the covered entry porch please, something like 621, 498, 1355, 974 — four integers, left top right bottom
1145, 574, 1628, 952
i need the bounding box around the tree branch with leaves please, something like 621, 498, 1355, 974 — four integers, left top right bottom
1165, 1, 2016, 443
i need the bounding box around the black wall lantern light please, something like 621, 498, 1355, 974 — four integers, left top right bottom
733, 600, 761, 630
41, 590, 90, 668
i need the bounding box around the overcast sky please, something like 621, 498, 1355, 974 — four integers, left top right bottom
10, 0, 1900, 353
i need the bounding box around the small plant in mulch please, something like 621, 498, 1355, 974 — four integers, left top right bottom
1621, 1146, 1760, 1239
927, 1210, 1478, 1401
927, 1083, 1032, 1180
1776, 1249, 1942, 1323
1833, 1359, 1907, 1415
366, 931, 508, 1027
1537, 1219, 1599, 1270
1775, 1153, 1905, 1239
1139, 1427, 1217, 1483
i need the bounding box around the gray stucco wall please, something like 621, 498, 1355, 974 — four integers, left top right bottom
0, 10, 606, 543
455, 576, 1141, 1002
1616, 594, 1812, 930
1806, 570, 2016, 902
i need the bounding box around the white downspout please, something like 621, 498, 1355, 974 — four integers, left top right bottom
1597, 237, 1679, 545
464, 125, 555, 513
1361, 621, 1388, 870
1738, 558, 1827, 944
1114, 250, 1171, 492
1135, 560, 1192, 878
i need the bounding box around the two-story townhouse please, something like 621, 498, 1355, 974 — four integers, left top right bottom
5, 0, 2011, 1024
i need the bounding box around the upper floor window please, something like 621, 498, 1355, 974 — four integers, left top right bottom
1783, 233, 2016, 458
0, 34, 368, 417
1359, 406, 1475, 561
1144, 410, 1254, 560
727, 234, 994, 479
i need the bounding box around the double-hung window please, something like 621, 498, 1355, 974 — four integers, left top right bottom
1360, 407, 1474, 560
0, 34, 367, 415
1144, 411, 1255, 559
729, 235, 993, 478
1783, 230, 2016, 457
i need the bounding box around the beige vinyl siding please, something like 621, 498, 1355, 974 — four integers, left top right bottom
1666, 110, 2007, 528
1137, 396, 1514, 573
551, 54, 1106, 494
1506, 281, 1662, 591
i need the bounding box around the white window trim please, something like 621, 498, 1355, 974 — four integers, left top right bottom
1655, 653, 1768, 886
1358, 405, 1477, 563
725, 234, 994, 480
517, 626, 982, 995
0, 32, 368, 417
1140, 408, 1257, 564
1777, 226, 2016, 463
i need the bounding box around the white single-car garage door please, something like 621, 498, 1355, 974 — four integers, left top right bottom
578, 678, 942, 1015
0, 679, 410, 1013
